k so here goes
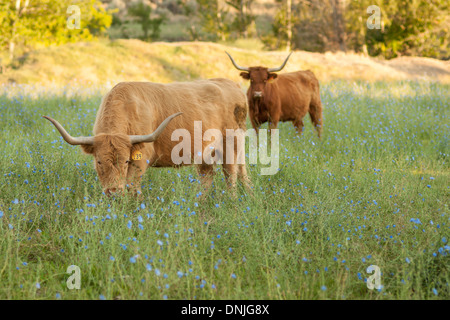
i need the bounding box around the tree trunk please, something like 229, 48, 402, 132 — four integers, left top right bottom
9, 0, 29, 60
331, 0, 346, 52
286, 0, 292, 52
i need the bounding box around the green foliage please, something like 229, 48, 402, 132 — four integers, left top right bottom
1, 0, 448, 63
180, 0, 256, 41
127, 1, 167, 41
262, 0, 448, 59
0, 0, 112, 60
263, 0, 345, 52
196, 0, 231, 41
225, 0, 256, 38
261, 1, 296, 50
366, 0, 449, 59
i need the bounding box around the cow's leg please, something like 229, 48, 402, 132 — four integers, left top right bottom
268, 111, 280, 132
292, 118, 304, 135
267, 114, 279, 147
197, 164, 215, 193
222, 139, 237, 189
237, 164, 252, 190
250, 117, 260, 136
224, 145, 251, 190
222, 163, 237, 189
309, 101, 323, 138
268, 119, 279, 131
248, 117, 262, 146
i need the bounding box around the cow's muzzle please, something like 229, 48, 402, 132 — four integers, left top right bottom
105, 187, 124, 196
253, 91, 263, 99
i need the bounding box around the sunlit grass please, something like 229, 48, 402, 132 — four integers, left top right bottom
2, 40, 449, 86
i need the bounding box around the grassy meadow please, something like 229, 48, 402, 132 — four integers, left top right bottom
0, 79, 448, 300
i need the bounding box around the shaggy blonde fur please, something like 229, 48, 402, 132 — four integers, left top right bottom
79, 79, 249, 194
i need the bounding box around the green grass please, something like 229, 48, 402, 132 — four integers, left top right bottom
0, 80, 448, 300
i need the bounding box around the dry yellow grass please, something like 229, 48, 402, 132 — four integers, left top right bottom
0, 39, 448, 87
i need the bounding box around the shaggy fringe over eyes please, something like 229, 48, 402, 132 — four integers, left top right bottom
98, 134, 132, 162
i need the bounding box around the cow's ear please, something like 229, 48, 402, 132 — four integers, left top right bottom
268, 73, 278, 83
240, 72, 250, 80
81, 145, 94, 155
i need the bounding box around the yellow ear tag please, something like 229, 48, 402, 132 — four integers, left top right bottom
268, 78, 276, 84
132, 150, 143, 161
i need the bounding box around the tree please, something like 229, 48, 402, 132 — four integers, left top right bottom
286, 0, 292, 52
127, 1, 166, 41
196, 0, 230, 41
225, 0, 255, 38
331, 0, 346, 51
262, 0, 297, 50
0, 0, 113, 61
346, 0, 449, 59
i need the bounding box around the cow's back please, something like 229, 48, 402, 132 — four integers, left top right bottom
274, 71, 320, 121
94, 79, 247, 166
95, 80, 246, 133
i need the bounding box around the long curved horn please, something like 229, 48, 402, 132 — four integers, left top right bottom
43, 116, 95, 145
225, 51, 249, 72
129, 112, 182, 144
268, 52, 293, 72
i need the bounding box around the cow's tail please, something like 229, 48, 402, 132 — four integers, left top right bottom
234, 104, 247, 130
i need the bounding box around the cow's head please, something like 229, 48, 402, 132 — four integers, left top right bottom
226, 51, 292, 100
43, 113, 181, 195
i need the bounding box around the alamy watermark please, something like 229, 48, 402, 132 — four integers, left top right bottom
367, 5, 381, 30
66, 265, 81, 289
170, 122, 279, 175
366, 265, 382, 290
67, 5, 81, 29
